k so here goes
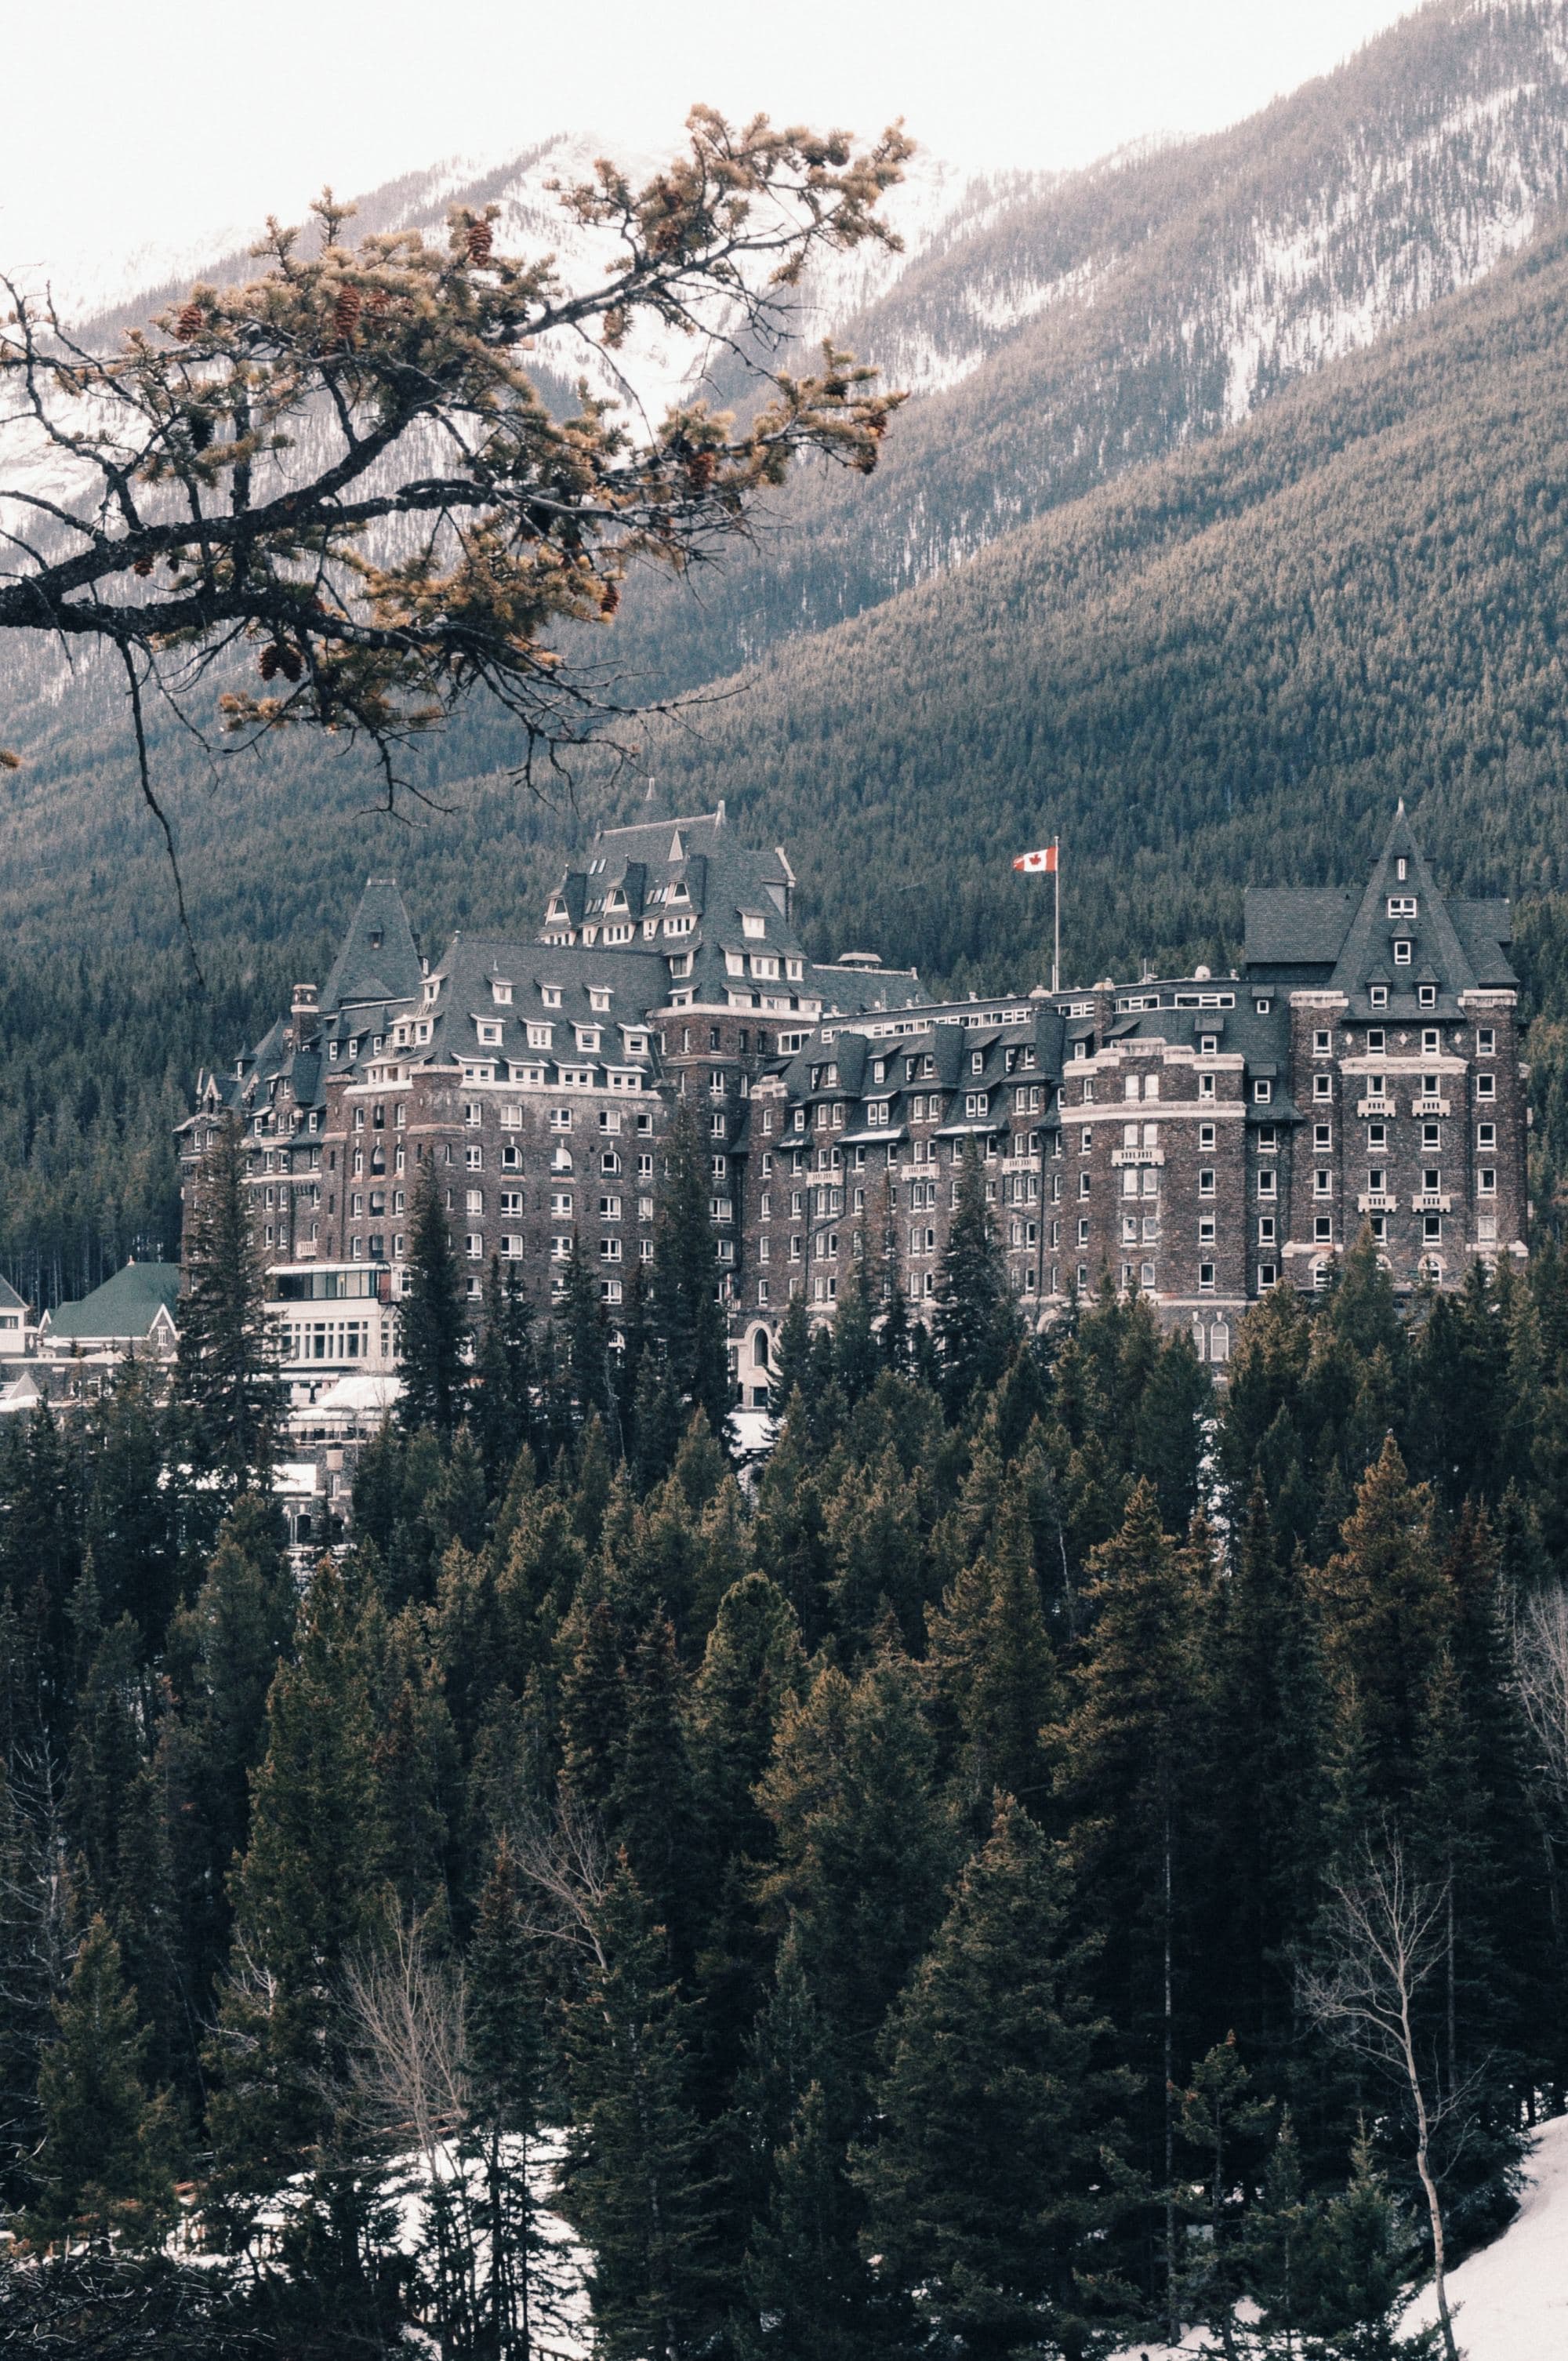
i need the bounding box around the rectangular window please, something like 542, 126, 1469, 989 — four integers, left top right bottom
1370, 986, 1388, 1009
465, 1233, 483, 1259
1198, 1262, 1215, 1292
1258, 1262, 1277, 1288
1393, 939, 1412, 964
1424, 1214, 1443, 1243
1314, 1215, 1332, 1242
1476, 1073, 1496, 1100
1479, 1168, 1496, 1195
1313, 1030, 1331, 1054
1199, 1169, 1215, 1197
1258, 1215, 1276, 1244
1200, 1124, 1216, 1151
1253, 1079, 1272, 1104
1478, 1028, 1496, 1055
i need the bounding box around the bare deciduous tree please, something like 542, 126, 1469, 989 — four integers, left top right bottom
1300, 1838, 1467, 2361
1512, 1581, 1568, 1825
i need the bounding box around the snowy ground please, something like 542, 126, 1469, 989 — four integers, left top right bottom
1107, 2112, 1568, 2361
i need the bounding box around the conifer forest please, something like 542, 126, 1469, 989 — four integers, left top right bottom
2, 1120, 1567, 2359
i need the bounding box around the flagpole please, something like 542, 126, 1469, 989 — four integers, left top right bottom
1052, 841, 1060, 995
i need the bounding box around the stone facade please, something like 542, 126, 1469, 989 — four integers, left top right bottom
180, 801, 1529, 1404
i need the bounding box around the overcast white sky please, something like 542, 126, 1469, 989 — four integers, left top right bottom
0, 0, 1423, 297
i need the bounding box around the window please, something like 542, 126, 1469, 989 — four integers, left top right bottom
1313, 1074, 1332, 1101
1369, 985, 1388, 1008
1478, 1028, 1496, 1055
1476, 1073, 1496, 1100
1477, 1123, 1496, 1151
1200, 1034, 1218, 1055
1199, 1168, 1215, 1197
1259, 1262, 1277, 1288
464, 1233, 483, 1259
466, 1143, 483, 1171
1079, 1171, 1091, 1199
1479, 1167, 1497, 1195
1314, 1215, 1332, 1242
1200, 1124, 1216, 1152
1393, 939, 1412, 964
1388, 895, 1417, 917
1199, 1262, 1215, 1293
1077, 1218, 1090, 1247
1199, 1216, 1215, 1245
1254, 1079, 1272, 1104
1313, 1030, 1331, 1055
1368, 1123, 1387, 1150
1314, 1170, 1332, 1197
1258, 1168, 1276, 1197
465, 1188, 483, 1215
1418, 986, 1437, 1010
1368, 1168, 1386, 1194
1422, 1123, 1440, 1151
1423, 1214, 1443, 1243
1314, 1123, 1331, 1150
1258, 1215, 1276, 1244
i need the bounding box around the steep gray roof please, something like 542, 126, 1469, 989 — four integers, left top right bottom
1326, 807, 1476, 1014
321, 879, 422, 1015
1243, 886, 1358, 976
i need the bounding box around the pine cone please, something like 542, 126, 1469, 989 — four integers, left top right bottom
686, 449, 717, 493
598, 580, 620, 617
175, 302, 203, 342
333, 286, 361, 343
260, 645, 281, 681
132, 555, 154, 578
467, 220, 493, 265
278, 645, 304, 684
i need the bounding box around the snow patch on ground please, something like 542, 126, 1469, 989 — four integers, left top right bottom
1105, 2112, 1568, 2361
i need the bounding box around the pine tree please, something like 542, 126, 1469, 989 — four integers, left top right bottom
856, 1797, 1132, 2359
461, 1836, 566, 2359
768, 1292, 815, 1420
924, 1480, 1062, 1825
397, 1163, 470, 1442
205, 1560, 378, 2190
649, 1105, 730, 1437
756, 1640, 953, 2100
24, 1914, 176, 2254
1058, 1478, 1211, 2337
561, 1860, 720, 2361
563, 1232, 613, 1428
935, 1142, 1020, 1418
173, 1116, 286, 1503
83, 1364, 178, 1645
472, 1256, 538, 1490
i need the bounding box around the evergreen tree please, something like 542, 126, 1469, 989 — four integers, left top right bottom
924, 1480, 1062, 1825
561, 1860, 720, 2361
173, 1116, 286, 1504
935, 1143, 1020, 1418
649, 1105, 731, 1437
1058, 1479, 1211, 2334
460, 1836, 566, 2360
206, 1560, 378, 2191
856, 1798, 1133, 2360
768, 1292, 815, 1420
397, 1164, 470, 1443
472, 1256, 538, 1490
24, 1914, 176, 2254
563, 1232, 614, 1429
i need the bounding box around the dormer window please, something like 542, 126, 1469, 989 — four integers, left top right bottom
1393, 940, 1412, 965
423, 979, 439, 1006
971, 1050, 985, 1073
576, 1027, 602, 1052
477, 1021, 503, 1046
1200, 1034, 1217, 1055
1369, 985, 1388, 1008
1388, 895, 1417, 918
1254, 1079, 1272, 1104
590, 988, 612, 1013
1418, 985, 1437, 1010
742, 914, 766, 939
1396, 858, 1408, 881
492, 980, 513, 1004
528, 1024, 552, 1049
542, 986, 562, 1008
786, 958, 804, 982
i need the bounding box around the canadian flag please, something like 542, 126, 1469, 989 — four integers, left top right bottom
1012, 844, 1058, 873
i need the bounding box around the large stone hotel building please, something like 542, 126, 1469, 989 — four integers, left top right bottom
179, 801, 1527, 1407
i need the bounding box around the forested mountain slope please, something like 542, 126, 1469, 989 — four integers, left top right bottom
604, 0, 1568, 693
